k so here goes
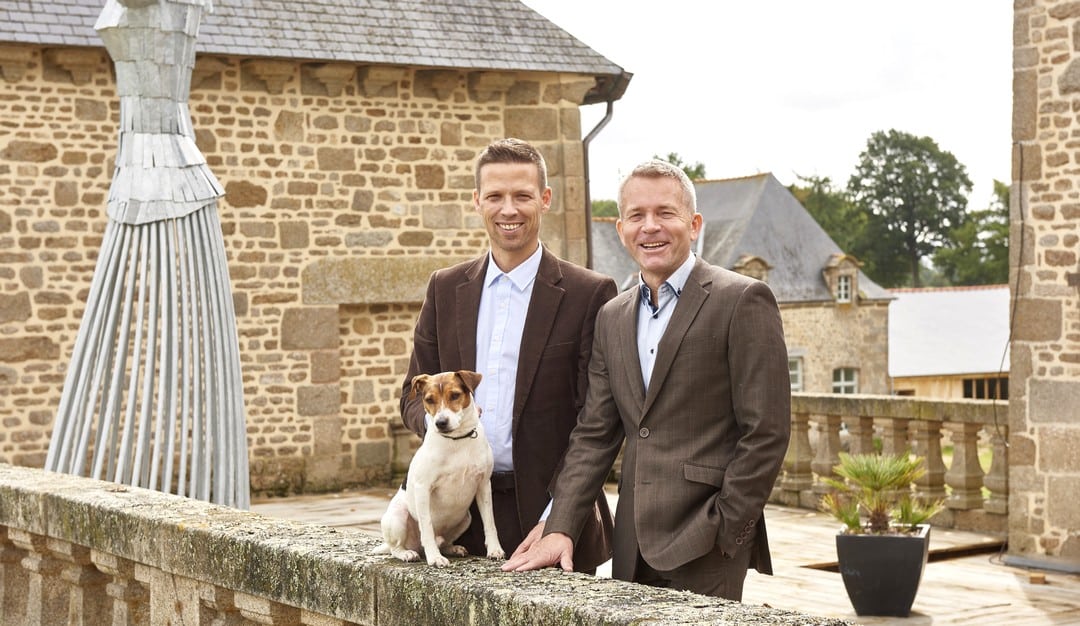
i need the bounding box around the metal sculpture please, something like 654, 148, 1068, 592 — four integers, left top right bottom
45, 0, 249, 509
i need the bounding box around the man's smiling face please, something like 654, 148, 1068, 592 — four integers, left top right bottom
474, 161, 550, 272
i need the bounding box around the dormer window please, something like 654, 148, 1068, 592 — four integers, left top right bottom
823, 253, 860, 305
836, 274, 852, 303
733, 254, 772, 283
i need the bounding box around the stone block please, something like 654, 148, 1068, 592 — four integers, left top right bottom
1038, 426, 1080, 472
317, 147, 354, 171
310, 350, 339, 384
504, 108, 558, 140
302, 257, 474, 306
1029, 379, 1080, 423
414, 164, 445, 190
74, 98, 108, 121
54, 181, 78, 207
1, 140, 57, 162
397, 231, 433, 247
280, 307, 339, 350
353, 379, 375, 404
1012, 297, 1061, 341
421, 204, 461, 229
297, 384, 340, 417
274, 110, 305, 142
351, 189, 374, 211
0, 336, 59, 362
354, 440, 390, 468
279, 221, 309, 249
225, 180, 268, 208
1013, 69, 1037, 141
311, 416, 343, 456
1047, 475, 1080, 530
0, 292, 32, 324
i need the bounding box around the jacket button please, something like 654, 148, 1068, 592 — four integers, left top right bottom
639, 427, 650, 438
735, 537, 744, 545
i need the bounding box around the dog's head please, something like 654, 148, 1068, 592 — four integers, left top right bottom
410, 370, 482, 435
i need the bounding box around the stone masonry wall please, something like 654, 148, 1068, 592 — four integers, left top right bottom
1011, 0, 1080, 563
0, 45, 599, 495
780, 301, 891, 395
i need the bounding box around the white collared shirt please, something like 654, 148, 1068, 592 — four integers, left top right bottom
637, 254, 696, 392
474, 244, 542, 472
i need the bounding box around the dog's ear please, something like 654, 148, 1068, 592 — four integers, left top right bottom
454, 370, 482, 393
410, 374, 431, 400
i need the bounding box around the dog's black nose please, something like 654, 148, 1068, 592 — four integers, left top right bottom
435, 417, 449, 431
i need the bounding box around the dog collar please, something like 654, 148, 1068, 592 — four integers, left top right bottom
440, 428, 478, 441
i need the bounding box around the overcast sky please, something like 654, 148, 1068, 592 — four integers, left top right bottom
521, 0, 1012, 211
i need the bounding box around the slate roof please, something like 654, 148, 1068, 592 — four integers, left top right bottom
888, 285, 1011, 378
0, 0, 629, 103
591, 173, 893, 304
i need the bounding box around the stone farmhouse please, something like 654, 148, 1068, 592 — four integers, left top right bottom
889, 285, 1011, 399
591, 173, 893, 395
0, 0, 630, 495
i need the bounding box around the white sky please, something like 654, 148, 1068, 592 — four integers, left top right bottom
521, 0, 1013, 211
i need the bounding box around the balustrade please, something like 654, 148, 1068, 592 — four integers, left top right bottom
776, 394, 1008, 532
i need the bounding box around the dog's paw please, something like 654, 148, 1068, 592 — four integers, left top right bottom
391, 549, 420, 562
486, 547, 506, 560
444, 544, 469, 558
427, 554, 451, 567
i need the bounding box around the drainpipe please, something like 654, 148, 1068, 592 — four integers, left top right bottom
582, 101, 613, 269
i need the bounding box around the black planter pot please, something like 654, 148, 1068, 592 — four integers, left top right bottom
835, 523, 930, 617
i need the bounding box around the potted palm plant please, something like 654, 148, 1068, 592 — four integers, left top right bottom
820, 452, 945, 617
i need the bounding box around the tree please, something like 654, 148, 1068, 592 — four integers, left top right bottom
932, 180, 1009, 285
847, 130, 973, 287
654, 152, 706, 180
591, 198, 618, 218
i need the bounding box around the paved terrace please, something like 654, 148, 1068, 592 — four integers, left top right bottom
252, 486, 1080, 626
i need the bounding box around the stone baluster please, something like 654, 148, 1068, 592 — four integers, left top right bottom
781, 412, 813, 506
983, 425, 1009, 514
910, 420, 947, 503
234, 591, 302, 624
49, 538, 110, 625
135, 563, 201, 624
945, 422, 986, 510
91, 550, 148, 626
200, 584, 245, 624
810, 413, 844, 497
845, 416, 875, 455
7, 529, 66, 625
1, 528, 29, 626
879, 417, 909, 457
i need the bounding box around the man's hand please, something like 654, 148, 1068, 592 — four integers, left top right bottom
510, 520, 547, 560
500, 531, 575, 572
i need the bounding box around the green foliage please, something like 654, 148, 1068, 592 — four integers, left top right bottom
654, 152, 706, 180
787, 175, 883, 276
932, 180, 1009, 285
820, 452, 945, 534
592, 198, 619, 218
847, 130, 973, 288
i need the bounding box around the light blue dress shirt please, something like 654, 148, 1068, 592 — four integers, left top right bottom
474, 244, 542, 472
637, 254, 696, 392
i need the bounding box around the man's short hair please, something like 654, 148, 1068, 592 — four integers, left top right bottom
475, 138, 548, 190
617, 160, 697, 214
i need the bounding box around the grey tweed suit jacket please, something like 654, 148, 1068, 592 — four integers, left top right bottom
545, 257, 791, 580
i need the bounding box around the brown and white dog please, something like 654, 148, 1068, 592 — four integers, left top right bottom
375, 370, 505, 566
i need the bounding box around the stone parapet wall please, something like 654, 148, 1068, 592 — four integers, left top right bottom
0, 464, 846, 626
0, 45, 596, 494
1010, 0, 1080, 563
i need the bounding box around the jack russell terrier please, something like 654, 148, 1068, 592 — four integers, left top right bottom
375, 370, 505, 566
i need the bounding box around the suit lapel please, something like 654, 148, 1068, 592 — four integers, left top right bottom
614, 289, 647, 423
642, 260, 711, 415
455, 255, 486, 370
514, 249, 562, 421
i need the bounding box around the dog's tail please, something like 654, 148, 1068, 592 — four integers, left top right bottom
372, 542, 391, 555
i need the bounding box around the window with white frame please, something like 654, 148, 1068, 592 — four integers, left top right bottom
789, 357, 803, 392
836, 274, 852, 303
832, 367, 858, 394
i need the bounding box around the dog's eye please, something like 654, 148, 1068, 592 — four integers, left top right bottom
423, 394, 436, 405
449, 391, 461, 401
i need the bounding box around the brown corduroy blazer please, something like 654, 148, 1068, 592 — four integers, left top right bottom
400, 246, 617, 571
